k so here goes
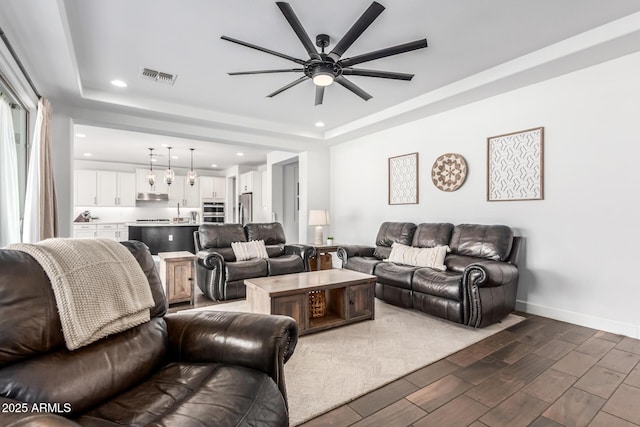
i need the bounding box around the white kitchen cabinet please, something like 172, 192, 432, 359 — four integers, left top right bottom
73, 223, 96, 238
168, 175, 200, 208
96, 172, 135, 207
199, 176, 225, 200
239, 171, 260, 194
75, 170, 98, 206
74, 223, 128, 240
136, 168, 168, 195
96, 223, 118, 240
183, 179, 200, 207
168, 175, 185, 204
117, 173, 136, 206
76, 170, 135, 207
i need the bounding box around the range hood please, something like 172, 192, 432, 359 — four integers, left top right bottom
136, 192, 169, 202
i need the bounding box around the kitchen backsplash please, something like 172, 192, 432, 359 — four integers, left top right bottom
73, 206, 202, 223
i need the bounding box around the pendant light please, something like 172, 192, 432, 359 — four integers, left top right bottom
147, 148, 156, 187
187, 148, 197, 186
165, 146, 175, 185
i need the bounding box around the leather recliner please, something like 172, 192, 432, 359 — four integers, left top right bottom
194, 222, 316, 301
338, 222, 521, 328
0, 240, 297, 427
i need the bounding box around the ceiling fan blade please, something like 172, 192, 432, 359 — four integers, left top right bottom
315, 86, 325, 106
266, 76, 309, 98
341, 68, 414, 80
339, 39, 428, 67
276, 2, 321, 60
327, 1, 385, 62
228, 68, 304, 76
334, 76, 372, 101
221, 35, 306, 65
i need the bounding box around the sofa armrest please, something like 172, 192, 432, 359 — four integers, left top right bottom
464, 260, 519, 288
337, 245, 375, 263
165, 311, 298, 403
463, 261, 519, 328
0, 397, 80, 427
284, 244, 316, 271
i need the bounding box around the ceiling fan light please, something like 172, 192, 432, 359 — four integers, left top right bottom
312, 72, 334, 87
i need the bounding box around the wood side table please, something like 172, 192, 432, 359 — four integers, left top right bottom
158, 251, 196, 306
308, 244, 339, 271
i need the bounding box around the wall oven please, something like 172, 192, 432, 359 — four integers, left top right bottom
202, 200, 225, 223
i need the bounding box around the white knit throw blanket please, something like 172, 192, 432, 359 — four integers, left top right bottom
8, 238, 154, 351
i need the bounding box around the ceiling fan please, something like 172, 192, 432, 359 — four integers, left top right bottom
221, 1, 428, 105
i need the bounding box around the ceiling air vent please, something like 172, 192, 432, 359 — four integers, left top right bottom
138, 67, 177, 85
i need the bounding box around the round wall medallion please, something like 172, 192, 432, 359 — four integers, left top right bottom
431, 153, 467, 192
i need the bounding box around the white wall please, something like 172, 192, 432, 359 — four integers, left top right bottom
299, 149, 331, 244
331, 51, 640, 338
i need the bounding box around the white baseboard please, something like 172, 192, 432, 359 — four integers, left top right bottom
516, 299, 639, 339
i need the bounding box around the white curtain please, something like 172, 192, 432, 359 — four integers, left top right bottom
0, 96, 21, 246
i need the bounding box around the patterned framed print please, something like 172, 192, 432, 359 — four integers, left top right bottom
389, 152, 419, 205
487, 127, 544, 201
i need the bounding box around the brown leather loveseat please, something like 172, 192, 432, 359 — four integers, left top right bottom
338, 222, 521, 327
194, 222, 316, 301
0, 240, 297, 427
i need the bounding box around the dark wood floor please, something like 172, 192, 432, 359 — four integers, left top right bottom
300, 312, 640, 427
173, 290, 640, 426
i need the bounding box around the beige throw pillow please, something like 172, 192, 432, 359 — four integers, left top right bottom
231, 240, 269, 261
387, 242, 449, 271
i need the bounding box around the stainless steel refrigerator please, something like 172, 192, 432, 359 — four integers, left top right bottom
238, 192, 252, 225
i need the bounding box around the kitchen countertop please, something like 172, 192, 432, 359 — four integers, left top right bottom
125, 222, 203, 227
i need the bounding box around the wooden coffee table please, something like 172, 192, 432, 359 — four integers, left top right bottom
244, 269, 376, 336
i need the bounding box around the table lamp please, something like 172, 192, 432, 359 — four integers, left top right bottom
308, 210, 329, 245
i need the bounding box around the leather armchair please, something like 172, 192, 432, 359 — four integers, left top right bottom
194, 222, 315, 301
0, 240, 297, 427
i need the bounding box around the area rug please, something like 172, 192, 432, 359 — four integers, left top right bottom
180, 300, 523, 426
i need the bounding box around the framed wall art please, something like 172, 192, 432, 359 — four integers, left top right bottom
487, 127, 544, 201
388, 152, 419, 205
431, 153, 467, 192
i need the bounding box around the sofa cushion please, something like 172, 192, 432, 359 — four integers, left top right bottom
412, 223, 454, 248
266, 255, 304, 276
375, 222, 417, 247
266, 244, 285, 258
76, 362, 288, 426
449, 224, 513, 261
225, 259, 269, 282
199, 224, 246, 249
412, 268, 463, 302
231, 240, 269, 261
373, 262, 420, 290
245, 222, 286, 245
0, 318, 168, 416
387, 243, 449, 271
373, 245, 391, 260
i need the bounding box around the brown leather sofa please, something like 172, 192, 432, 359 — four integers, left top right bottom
194, 222, 316, 301
338, 222, 521, 327
0, 240, 297, 427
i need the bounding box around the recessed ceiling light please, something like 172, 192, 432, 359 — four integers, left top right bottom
83, 152, 92, 157
315, 122, 325, 127
110, 79, 127, 88
75, 133, 86, 138
211, 164, 218, 168
172, 156, 178, 159
237, 152, 244, 156
161, 143, 169, 148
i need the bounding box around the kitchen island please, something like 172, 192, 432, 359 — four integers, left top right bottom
127, 222, 201, 255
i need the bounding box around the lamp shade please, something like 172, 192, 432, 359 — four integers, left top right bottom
308, 210, 329, 226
